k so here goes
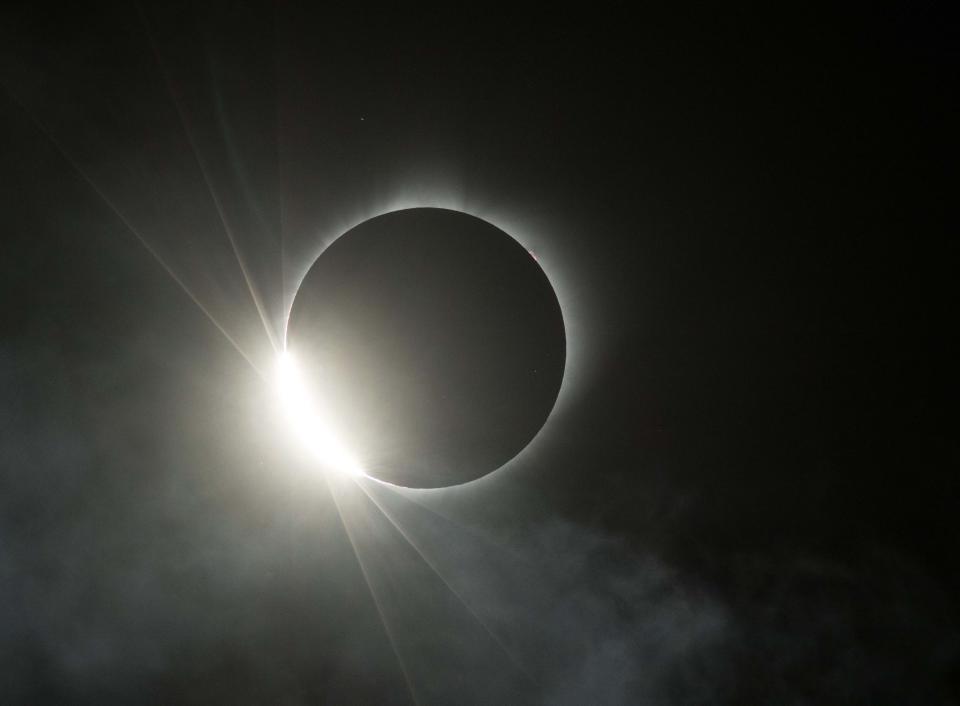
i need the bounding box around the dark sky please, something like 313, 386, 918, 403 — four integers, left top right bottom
1, 3, 957, 704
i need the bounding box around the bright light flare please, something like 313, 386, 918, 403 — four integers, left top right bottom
276, 351, 365, 477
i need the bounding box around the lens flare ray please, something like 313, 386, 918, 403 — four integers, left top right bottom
139, 7, 281, 354
355, 477, 536, 685
325, 478, 423, 706
1, 83, 266, 378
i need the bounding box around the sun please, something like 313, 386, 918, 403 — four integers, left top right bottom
275, 350, 365, 478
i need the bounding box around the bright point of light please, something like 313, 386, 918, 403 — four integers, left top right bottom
276, 351, 364, 478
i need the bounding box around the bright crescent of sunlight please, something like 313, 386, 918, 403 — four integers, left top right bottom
276, 351, 365, 478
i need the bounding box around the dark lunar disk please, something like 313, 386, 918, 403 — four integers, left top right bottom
286, 208, 566, 488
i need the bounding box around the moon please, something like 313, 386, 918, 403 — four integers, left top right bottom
286, 207, 565, 488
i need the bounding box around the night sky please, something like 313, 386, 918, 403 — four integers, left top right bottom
1, 4, 957, 704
